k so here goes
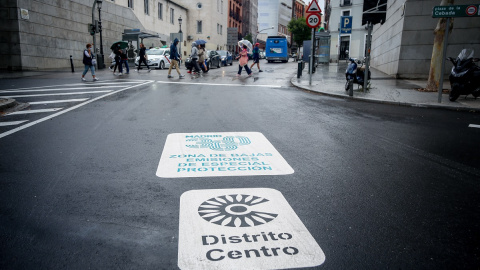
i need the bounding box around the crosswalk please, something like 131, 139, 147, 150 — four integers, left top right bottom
0, 80, 153, 139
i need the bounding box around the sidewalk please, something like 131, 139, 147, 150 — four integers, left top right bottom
291, 63, 480, 112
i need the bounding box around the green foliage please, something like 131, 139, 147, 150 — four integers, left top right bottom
244, 33, 253, 43
287, 17, 311, 47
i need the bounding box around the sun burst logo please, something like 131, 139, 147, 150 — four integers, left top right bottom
198, 194, 278, 227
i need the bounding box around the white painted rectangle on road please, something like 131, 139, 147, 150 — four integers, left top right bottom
178, 188, 326, 270
0, 120, 28, 127
29, 98, 89, 105
2, 90, 112, 98
7, 108, 62, 115
469, 124, 480, 128
156, 132, 294, 178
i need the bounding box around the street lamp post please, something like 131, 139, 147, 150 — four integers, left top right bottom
178, 16, 183, 58
255, 26, 274, 44
97, 0, 105, 69
91, 0, 104, 69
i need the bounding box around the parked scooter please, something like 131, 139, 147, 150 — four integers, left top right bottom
447, 49, 480, 101
345, 58, 371, 92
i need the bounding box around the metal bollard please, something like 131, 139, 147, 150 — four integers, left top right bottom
70, 55, 74, 73
297, 61, 303, 78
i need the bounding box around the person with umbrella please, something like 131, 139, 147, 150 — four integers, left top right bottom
236, 40, 252, 77
250, 42, 263, 72
112, 45, 122, 75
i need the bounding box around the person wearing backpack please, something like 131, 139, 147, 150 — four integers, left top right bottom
81, 43, 98, 81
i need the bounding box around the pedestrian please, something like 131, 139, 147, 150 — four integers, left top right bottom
167, 38, 185, 79
187, 42, 201, 75
81, 43, 98, 81
198, 44, 208, 73
137, 43, 151, 72
236, 44, 252, 77
120, 48, 129, 74
112, 46, 122, 75
250, 43, 263, 72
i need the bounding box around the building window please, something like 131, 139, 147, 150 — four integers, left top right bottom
221, 0, 223, 14
170, 8, 174, 24
343, 10, 350, 16
158, 3, 163, 19
128, 0, 133, 8
197, 20, 202, 33
144, 0, 149, 15
220, 25, 223, 35
341, 0, 352, 6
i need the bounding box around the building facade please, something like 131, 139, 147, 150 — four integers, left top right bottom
293, 0, 305, 19
370, 0, 480, 79
257, 0, 292, 40
242, 0, 258, 39
324, 0, 368, 62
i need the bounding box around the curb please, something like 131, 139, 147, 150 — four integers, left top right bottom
0, 98, 16, 111
290, 77, 479, 113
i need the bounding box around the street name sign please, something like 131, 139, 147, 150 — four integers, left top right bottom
432, 4, 480, 18
306, 13, 322, 28
178, 188, 326, 269
156, 132, 294, 178
306, 0, 322, 14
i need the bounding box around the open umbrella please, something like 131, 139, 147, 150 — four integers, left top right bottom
238, 39, 252, 52
195, 39, 207, 45
110, 41, 128, 50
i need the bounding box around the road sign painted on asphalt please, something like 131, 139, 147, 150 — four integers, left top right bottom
178, 188, 326, 270
156, 132, 294, 178
306, 0, 322, 14
432, 4, 480, 18
306, 14, 322, 28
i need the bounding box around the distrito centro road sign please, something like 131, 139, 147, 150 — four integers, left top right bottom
306, 14, 321, 28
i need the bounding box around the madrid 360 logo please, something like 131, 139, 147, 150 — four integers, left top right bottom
186, 135, 251, 151
198, 194, 278, 227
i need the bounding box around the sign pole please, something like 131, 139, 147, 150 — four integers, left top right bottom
438, 17, 450, 103
309, 27, 314, 86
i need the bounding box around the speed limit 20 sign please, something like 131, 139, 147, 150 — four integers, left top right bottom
306, 13, 321, 28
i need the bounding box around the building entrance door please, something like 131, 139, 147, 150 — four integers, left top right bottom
339, 36, 350, 60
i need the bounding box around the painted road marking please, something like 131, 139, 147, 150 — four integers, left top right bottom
0, 86, 124, 93
29, 98, 89, 105
0, 80, 154, 139
0, 120, 28, 127
469, 124, 480, 128
156, 132, 294, 178
7, 108, 62, 115
178, 188, 325, 270
0, 81, 143, 92
2, 90, 113, 98
156, 81, 282, 88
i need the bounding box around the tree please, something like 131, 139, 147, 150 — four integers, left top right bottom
244, 33, 253, 44
425, 0, 454, 91
287, 17, 311, 48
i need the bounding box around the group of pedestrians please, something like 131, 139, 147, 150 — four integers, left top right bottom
80, 41, 264, 81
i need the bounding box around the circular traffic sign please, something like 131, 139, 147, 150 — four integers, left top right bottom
306, 13, 321, 28
466, 5, 477, 16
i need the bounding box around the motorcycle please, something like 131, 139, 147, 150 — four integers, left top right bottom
447, 49, 480, 101
345, 58, 371, 92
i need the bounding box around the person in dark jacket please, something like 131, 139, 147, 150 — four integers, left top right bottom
112, 46, 122, 75
81, 43, 98, 81
120, 49, 129, 74
137, 43, 151, 72
167, 38, 184, 78
250, 43, 263, 72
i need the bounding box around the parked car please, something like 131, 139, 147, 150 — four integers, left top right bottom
135, 48, 171, 69
217, 50, 233, 66
206, 50, 221, 69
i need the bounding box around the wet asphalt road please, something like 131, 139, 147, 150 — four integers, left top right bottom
0, 61, 479, 269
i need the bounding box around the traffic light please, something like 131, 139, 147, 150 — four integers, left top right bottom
94, 20, 99, 33
88, 23, 95, 35
97, 21, 102, 32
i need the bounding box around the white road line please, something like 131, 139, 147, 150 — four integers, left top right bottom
7, 108, 63, 115
155, 81, 282, 88
469, 124, 480, 128
0, 120, 28, 127
0, 86, 124, 93
29, 98, 89, 105
2, 90, 113, 98
0, 81, 147, 92
0, 80, 154, 139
